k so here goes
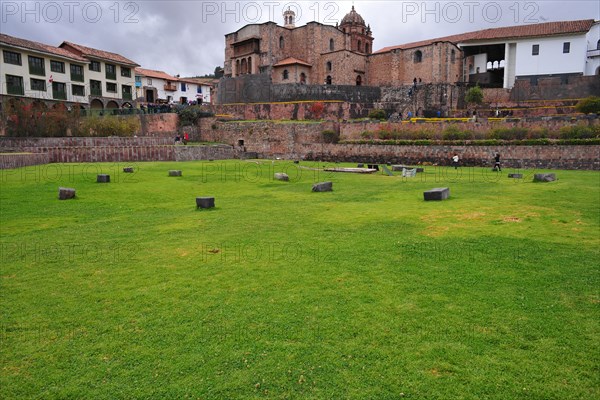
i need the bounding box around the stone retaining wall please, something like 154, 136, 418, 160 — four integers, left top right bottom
0, 153, 50, 169
0, 137, 234, 165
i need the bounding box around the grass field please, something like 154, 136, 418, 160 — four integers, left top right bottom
1, 160, 598, 399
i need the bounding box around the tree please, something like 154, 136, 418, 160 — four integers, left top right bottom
465, 85, 484, 106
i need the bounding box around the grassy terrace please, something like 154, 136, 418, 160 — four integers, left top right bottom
1, 161, 598, 399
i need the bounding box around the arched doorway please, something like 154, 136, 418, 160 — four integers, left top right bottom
90, 99, 104, 109
300, 73, 306, 84
326, 76, 332, 85
356, 75, 362, 86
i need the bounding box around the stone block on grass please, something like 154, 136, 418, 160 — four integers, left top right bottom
169, 170, 182, 177
424, 187, 450, 201
274, 173, 289, 182
58, 187, 76, 200
123, 167, 134, 173
508, 173, 523, 179
196, 197, 215, 209
312, 182, 333, 192
97, 174, 110, 183
533, 173, 556, 182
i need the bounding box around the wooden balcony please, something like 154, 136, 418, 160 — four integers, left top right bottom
164, 83, 177, 91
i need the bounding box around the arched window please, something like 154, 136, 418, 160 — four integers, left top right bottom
414, 50, 422, 63
247, 57, 252, 74
499, 60, 506, 68
451, 49, 455, 63
279, 36, 284, 49
356, 75, 362, 86
487, 61, 493, 70
300, 73, 306, 84
365, 43, 370, 54
326, 75, 332, 85
241, 58, 247, 74
326, 61, 332, 72
492, 61, 499, 69
358, 40, 362, 52
329, 38, 334, 51
235, 59, 240, 76
283, 69, 289, 80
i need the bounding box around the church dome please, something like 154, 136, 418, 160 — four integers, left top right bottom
341, 6, 365, 26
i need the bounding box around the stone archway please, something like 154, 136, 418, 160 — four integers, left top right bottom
90, 99, 104, 109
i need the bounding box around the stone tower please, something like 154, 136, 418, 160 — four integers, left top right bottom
339, 6, 373, 54
283, 7, 295, 28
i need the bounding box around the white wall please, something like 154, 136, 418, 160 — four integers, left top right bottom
473, 53, 487, 74
515, 34, 587, 76
584, 22, 600, 76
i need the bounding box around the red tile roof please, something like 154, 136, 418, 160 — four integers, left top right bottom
60, 41, 138, 66
0, 33, 88, 62
180, 77, 218, 86
135, 67, 178, 81
273, 57, 312, 67
374, 19, 595, 54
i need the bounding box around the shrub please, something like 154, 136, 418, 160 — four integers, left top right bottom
490, 127, 528, 140
361, 131, 374, 139
442, 125, 473, 140
575, 96, 600, 114
368, 109, 386, 120
321, 129, 339, 143
80, 115, 140, 137
558, 124, 598, 139
177, 105, 214, 126
309, 102, 325, 120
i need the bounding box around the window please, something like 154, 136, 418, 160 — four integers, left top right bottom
326, 75, 332, 85
70, 64, 84, 82
90, 60, 101, 72
3, 50, 21, 65
50, 60, 65, 73
365, 43, 370, 54
358, 40, 362, 52
300, 72, 306, 84
451, 49, 456, 63
197, 86, 202, 94
563, 42, 570, 54
121, 67, 131, 77
30, 78, 46, 91
122, 85, 132, 100
329, 38, 334, 51
283, 69, 289, 80
52, 82, 66, 100
106, 64, 116, 80
28, 56, 45, 76
414, 50, 422, 63
106, 82, 117, 93
72, 85, 85, 96
181, 82, 186, 91
147, 78, 153, 85
326, 61, 332, 72
279, 36, 284, 49
90, 79, 102, 96
6, 75, 24, 95
356, 75, 362, 86
532, 44, 539, 56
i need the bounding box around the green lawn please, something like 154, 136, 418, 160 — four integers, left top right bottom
1, 161, 598, 399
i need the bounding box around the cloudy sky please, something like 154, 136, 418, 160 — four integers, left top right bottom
1, 0, 598, 76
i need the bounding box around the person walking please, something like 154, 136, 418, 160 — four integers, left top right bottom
452, 154, 459, 169
494, 153, 501, 171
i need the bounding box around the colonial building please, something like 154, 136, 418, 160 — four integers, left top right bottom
0, 33, 139, 112
224, 6, 373, 86
223, 7, 599, 92
134, 69, 215, 105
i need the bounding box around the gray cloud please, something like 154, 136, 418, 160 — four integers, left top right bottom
1, 0, 597, 77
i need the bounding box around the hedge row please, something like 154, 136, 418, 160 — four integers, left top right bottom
340, 138, 600, 146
